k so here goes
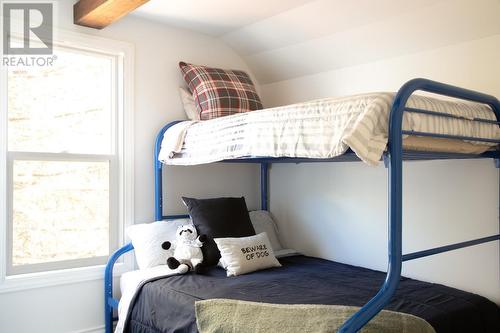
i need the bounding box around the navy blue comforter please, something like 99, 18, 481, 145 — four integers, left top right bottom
125, 255, 500, 333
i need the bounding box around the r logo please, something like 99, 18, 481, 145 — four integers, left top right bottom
3, 2, 53, 55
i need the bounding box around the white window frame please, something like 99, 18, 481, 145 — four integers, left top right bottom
0, 28, 135, 292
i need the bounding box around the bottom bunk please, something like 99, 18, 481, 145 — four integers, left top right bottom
120, 255, 500, 333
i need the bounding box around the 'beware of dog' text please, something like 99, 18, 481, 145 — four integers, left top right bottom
241, 244, 269, 261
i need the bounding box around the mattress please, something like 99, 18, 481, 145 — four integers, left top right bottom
158, 93, 500, 166
123, 255, 500, 333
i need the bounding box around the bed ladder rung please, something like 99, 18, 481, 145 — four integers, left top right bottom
404, 107, 500, 125
401, 130, 500, 144
402, 234, 500, 262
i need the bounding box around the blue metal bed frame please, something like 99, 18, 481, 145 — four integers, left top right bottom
104, 78, 500, 333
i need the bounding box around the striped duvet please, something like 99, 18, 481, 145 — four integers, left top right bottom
158, 92, 500, 166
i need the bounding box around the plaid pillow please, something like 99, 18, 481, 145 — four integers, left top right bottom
179, 62, 263, 120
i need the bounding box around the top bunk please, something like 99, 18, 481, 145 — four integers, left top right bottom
157, 79, 500, 166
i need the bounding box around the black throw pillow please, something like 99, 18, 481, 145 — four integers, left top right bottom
182, 196, 256, 267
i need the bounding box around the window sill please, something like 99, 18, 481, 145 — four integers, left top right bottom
0, 262, 130, 294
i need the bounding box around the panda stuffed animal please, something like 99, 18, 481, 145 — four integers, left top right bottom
162, 225, 206, 274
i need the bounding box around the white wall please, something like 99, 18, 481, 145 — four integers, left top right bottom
263, 35, 500, 304
0, 2, 259, 333
261, 34, 500, 106
0, 279, 105, 333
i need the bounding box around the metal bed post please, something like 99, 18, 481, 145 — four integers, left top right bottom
104, 242, 134, 333
261, 163, 269, 211
154, 121, 183, 221
338, 78, 500, 333
337, 83, 405, 333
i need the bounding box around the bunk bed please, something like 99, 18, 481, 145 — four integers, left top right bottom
104, 78, 500, 333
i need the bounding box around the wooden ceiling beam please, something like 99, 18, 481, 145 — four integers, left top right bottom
74, 0, 150, 29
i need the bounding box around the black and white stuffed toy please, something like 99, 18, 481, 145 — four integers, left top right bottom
161, 225, 206, 274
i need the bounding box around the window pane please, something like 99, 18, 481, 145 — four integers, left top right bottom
12, 160, 109, 266
7, 48, 114, 154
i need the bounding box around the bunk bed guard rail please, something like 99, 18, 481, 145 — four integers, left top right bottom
340, 79, 500, 332
104, 78, 500, 333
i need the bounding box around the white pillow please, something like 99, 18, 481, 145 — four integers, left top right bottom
214, 232, 281, 277
249, 210, 283, 252
126, 219, 191, 270
179, 87, 200, 121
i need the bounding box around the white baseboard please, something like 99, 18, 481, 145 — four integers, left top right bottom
71, 325, 105, 333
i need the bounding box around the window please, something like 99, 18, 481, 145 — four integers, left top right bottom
0, 31, 133, 282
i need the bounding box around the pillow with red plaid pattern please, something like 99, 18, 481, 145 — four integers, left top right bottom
179, 62, 263, 120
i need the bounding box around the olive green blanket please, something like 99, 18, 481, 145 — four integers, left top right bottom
195, 299, 436, 333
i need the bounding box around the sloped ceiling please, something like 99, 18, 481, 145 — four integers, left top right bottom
133, 0, 313, 36
133, 0, 500, 84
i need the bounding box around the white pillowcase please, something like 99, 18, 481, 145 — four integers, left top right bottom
126, 219, 191, 270
179, 87, 200, 121
249, 210, 283, 252
214, 232, 281, 277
